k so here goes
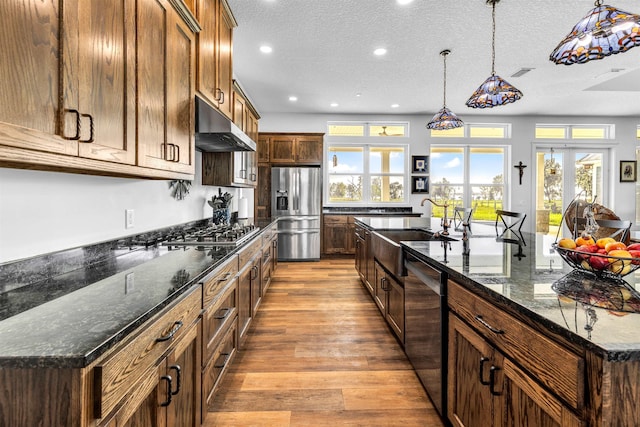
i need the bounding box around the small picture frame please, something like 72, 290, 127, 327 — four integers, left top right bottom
411, 176, 429, 193
412, 155, 429, 173
620, 160, 637, 182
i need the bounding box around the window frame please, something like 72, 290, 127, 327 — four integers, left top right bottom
324, 141, 410, 206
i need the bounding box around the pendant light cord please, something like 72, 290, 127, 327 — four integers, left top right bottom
491, 0, 496, 75
443, 52, 448, 107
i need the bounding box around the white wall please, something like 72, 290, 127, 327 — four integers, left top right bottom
1, 113, 636, 263
0, 152, 254, 263
260, 112, 638, 233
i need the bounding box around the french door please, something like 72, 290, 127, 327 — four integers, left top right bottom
534, 147, 609, 235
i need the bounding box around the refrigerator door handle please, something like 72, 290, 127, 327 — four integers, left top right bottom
293, 169, 300, 211
278, 230, 320, 235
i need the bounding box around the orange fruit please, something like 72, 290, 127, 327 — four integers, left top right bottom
596, 237, 616, 249
576, 235, 595, 246
558, 238, 577, 249
605, 241, 627, 253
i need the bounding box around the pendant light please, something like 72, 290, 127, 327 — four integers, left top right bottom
466, 0, 523, 109
550, 1, 640, 65
427, 50, 464, 130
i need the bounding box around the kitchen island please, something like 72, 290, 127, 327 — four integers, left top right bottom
356, 216, 640, 427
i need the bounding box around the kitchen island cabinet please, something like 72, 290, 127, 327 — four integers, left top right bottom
0, 0, 199, 180
356, 216, 640, 426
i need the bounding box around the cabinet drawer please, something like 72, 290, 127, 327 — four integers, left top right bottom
202, 317, 238, 408
238, 237, 261, 266
93, 286, 202, 418
202, 255, 238, 307
323, 215, 348, 224
448, 280, 584, 410
202, 280, 238, 365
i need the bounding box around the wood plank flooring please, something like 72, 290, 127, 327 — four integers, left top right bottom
204, 258, 444, 426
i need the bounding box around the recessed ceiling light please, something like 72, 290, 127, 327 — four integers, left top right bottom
397, 0, 414, 4
374, 48, 387, 56
289, 96, 298, 102
260, 45, 273, 54
391, 104, 399, 108
356, 93, 362, 97
330, 103, 339, 107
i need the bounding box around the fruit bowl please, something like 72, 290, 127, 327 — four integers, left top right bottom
552, 243, 640, 279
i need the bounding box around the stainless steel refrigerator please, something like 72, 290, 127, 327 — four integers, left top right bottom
271, 167, 321, 260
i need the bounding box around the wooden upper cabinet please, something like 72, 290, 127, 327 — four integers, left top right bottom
267, 133, 324, 165
233, 90, 247, 130
257, 135, 270, 163
0, 0, 73, 155
196, 0, 236, 120
75, 0, 137, 164
0, 0, 136, 163
137, 0, 197, 174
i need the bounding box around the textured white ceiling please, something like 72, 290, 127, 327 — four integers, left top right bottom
226, 0, 640, 117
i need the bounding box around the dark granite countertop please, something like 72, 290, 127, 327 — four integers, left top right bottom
323, 207, 421, 216
0, 220, 277, 369
356, 216, 640, 362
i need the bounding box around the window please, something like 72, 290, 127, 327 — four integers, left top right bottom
327, 144, 407, 204
430, 123, 510, 139
429, 146, 506, 221
328, 121, 408, 138
535, 124, 614, 139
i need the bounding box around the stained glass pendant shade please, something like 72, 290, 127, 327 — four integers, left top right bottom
466, 0, 523, 109
550, 1, 640, 65
427, 50, 464, 130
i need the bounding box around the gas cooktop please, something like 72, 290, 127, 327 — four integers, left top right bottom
161, 223, 260, 248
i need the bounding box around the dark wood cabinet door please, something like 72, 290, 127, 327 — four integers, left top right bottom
216, 1, 234, 120
502, 358, 583, 427
250, 256, 262, 316
0, 0, 77, 156
166, 324, 201, 427
137, 0, 195, 173
448, 314, 495, 427
323, 223, 350, 254
257, 136, 270, 163
373, 262, 387, 314
76, 0, 136, 164
238, 263, 253, 343
385, 274, 404, 343
196, 0, 217, 104
295, 136, 323, 164
270, 136, 295, 163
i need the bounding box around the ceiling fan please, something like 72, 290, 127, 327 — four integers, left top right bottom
378, 126, 403, 136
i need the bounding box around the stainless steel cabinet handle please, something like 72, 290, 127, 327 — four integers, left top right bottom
474, 315, 504, 334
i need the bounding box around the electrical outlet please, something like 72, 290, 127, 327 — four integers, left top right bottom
125, 273, 135, 294
125, 209, 135, 229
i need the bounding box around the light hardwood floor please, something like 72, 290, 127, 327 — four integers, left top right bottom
204, 258, 444, 426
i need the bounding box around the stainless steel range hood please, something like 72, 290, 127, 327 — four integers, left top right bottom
195, 96, 256, 152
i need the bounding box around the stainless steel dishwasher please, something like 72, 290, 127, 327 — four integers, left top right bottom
404, 251, 447, 418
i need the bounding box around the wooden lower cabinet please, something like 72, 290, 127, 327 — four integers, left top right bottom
373, 261, 404, 344
354, 225, 372, 294
237, 246, 261, 345
323, 215, 355, 255
447, 279, 584, 427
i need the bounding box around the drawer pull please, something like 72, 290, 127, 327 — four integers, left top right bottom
489, 366, 501, 396
218, 272, 233, 283
479, 357, 490, 385
214, 352, 231, 369
160, 375, 173, 407
214, 307, 231, 320
169, 365, 181, 396
156, 320, 183, 342
474, 315, 504, 335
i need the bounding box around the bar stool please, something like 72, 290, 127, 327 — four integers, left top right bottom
453, 207, 474, 232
